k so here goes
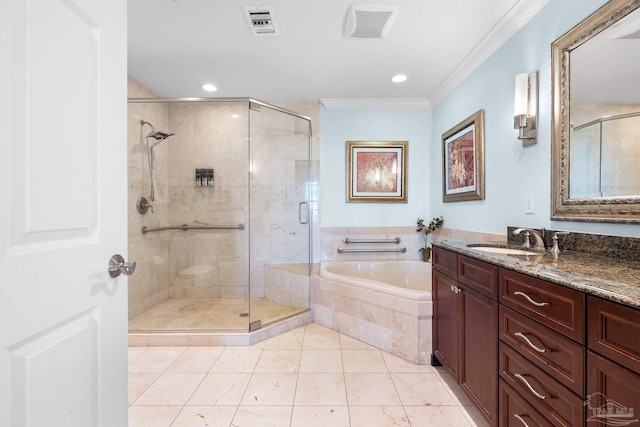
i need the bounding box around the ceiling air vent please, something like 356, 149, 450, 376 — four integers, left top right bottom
344, 4, 398, 38
243, 6, 279, 36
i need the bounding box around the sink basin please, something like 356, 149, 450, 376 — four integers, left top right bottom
466, 244, 539, 256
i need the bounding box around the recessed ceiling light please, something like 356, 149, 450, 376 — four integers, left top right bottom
391, 74, 407, 83
202, 83, 217, 92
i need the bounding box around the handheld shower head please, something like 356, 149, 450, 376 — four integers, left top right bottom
140, 119, 175, 202
140, 120, 174, 142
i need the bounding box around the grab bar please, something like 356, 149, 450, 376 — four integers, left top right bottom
142, 223, 245, 235
337, 247, 407, 254
343, 237, 401, 244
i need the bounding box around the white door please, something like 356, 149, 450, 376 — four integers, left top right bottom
0, 0, 128, 426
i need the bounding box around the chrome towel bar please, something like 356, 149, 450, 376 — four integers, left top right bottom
337, 247, 407, 254
142, 223, 245, 235
343, 237, 401, 244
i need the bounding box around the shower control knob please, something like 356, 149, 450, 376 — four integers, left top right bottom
108, 254, 137, 278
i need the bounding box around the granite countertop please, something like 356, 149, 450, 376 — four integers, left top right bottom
433, 240, 640, 309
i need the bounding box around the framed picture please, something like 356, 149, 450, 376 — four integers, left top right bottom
442, 110, 485, 202
346, 141, 408, 203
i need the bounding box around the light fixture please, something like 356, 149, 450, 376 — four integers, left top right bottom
513, 72, 538, 147
391, 74, 407, 83
202, 83, 217, 92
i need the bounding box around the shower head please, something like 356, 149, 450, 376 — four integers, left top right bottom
140, 120, 174, 142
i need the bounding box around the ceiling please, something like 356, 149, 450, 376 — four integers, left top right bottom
128, 0, 549, 106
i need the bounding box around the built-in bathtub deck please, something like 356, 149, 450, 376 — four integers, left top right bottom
312, 261, 433, 364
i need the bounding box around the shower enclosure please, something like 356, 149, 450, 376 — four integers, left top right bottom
127, 98, 312, 333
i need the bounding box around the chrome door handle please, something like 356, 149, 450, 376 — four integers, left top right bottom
108, 254, 137, 277
298, 201, 309, 224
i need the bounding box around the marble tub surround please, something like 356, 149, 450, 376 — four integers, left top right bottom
507, 226, 640, 262
312, 266, 432, 364
434, 240, 640, 309
321, 226, 505, 261
264, 263, 314, 310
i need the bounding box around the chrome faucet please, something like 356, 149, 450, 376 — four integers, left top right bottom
513, 228, 546, 251
550, 231, 570, 257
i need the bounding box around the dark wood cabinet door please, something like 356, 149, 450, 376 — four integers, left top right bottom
433, 269, 460, 380
587, 296, 640, 373
461, 284, 498, 426
587, 351, 640, 427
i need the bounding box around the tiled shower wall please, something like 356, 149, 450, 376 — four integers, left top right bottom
165, 101, 250, 299
128, 76, 171, 318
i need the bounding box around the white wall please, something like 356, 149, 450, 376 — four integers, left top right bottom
319, 107, 432, 227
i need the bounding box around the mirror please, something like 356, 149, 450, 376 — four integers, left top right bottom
551, 0, 640, 222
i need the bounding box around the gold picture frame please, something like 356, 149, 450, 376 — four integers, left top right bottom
442, 110, 485, 202
346, 141, 408, 203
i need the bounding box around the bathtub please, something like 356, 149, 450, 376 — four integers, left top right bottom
320, 260, 431, 300
313, 260, 433, 364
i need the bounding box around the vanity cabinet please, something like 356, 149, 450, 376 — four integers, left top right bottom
432, 246, 499, 426
434, 245, 640, 427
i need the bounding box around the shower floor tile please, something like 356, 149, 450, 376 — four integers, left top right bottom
129, 297, 306, 331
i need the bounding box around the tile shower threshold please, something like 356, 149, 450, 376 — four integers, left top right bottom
128, 309, 312, 347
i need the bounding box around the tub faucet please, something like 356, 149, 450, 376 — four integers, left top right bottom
513, 228, 546, 251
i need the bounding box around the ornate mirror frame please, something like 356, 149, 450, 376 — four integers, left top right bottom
551, 0, 640, 223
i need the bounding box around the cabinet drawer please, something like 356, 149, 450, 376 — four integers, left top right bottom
500, 269, 585, 343
499, 343, 584, 427
458, 255, 499, 299
499, 380, 554, 427
587, 351, 640, 427
587, 296, 640, 373
499, 305, 585, 395
432, 246, 457, 278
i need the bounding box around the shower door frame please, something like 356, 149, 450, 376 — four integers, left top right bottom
247, 101, 313, 332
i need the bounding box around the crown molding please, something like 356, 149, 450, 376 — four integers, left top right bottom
429, 0, 551, 106
320, 98, 431, 110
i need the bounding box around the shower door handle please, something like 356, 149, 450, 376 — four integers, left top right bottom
298, 201, 309, 225
108, 254, 137, 278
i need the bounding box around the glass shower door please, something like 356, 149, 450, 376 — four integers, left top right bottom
248, 102, 312, 330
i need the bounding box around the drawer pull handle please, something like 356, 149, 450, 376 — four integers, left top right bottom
514, 414, 530, 427
515, 373, 547, 400
514, 291, 549, 307
515, 332, 548, 353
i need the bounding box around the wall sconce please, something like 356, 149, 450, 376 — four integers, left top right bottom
513, 72, 538, 147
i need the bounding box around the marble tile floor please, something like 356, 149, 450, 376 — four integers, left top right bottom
129, 323, 490, 426
129, 298, 307, 331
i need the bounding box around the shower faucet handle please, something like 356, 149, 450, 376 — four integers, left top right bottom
136, 196, 153, 214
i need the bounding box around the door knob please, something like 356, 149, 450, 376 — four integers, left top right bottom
108, 254, 137, 277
